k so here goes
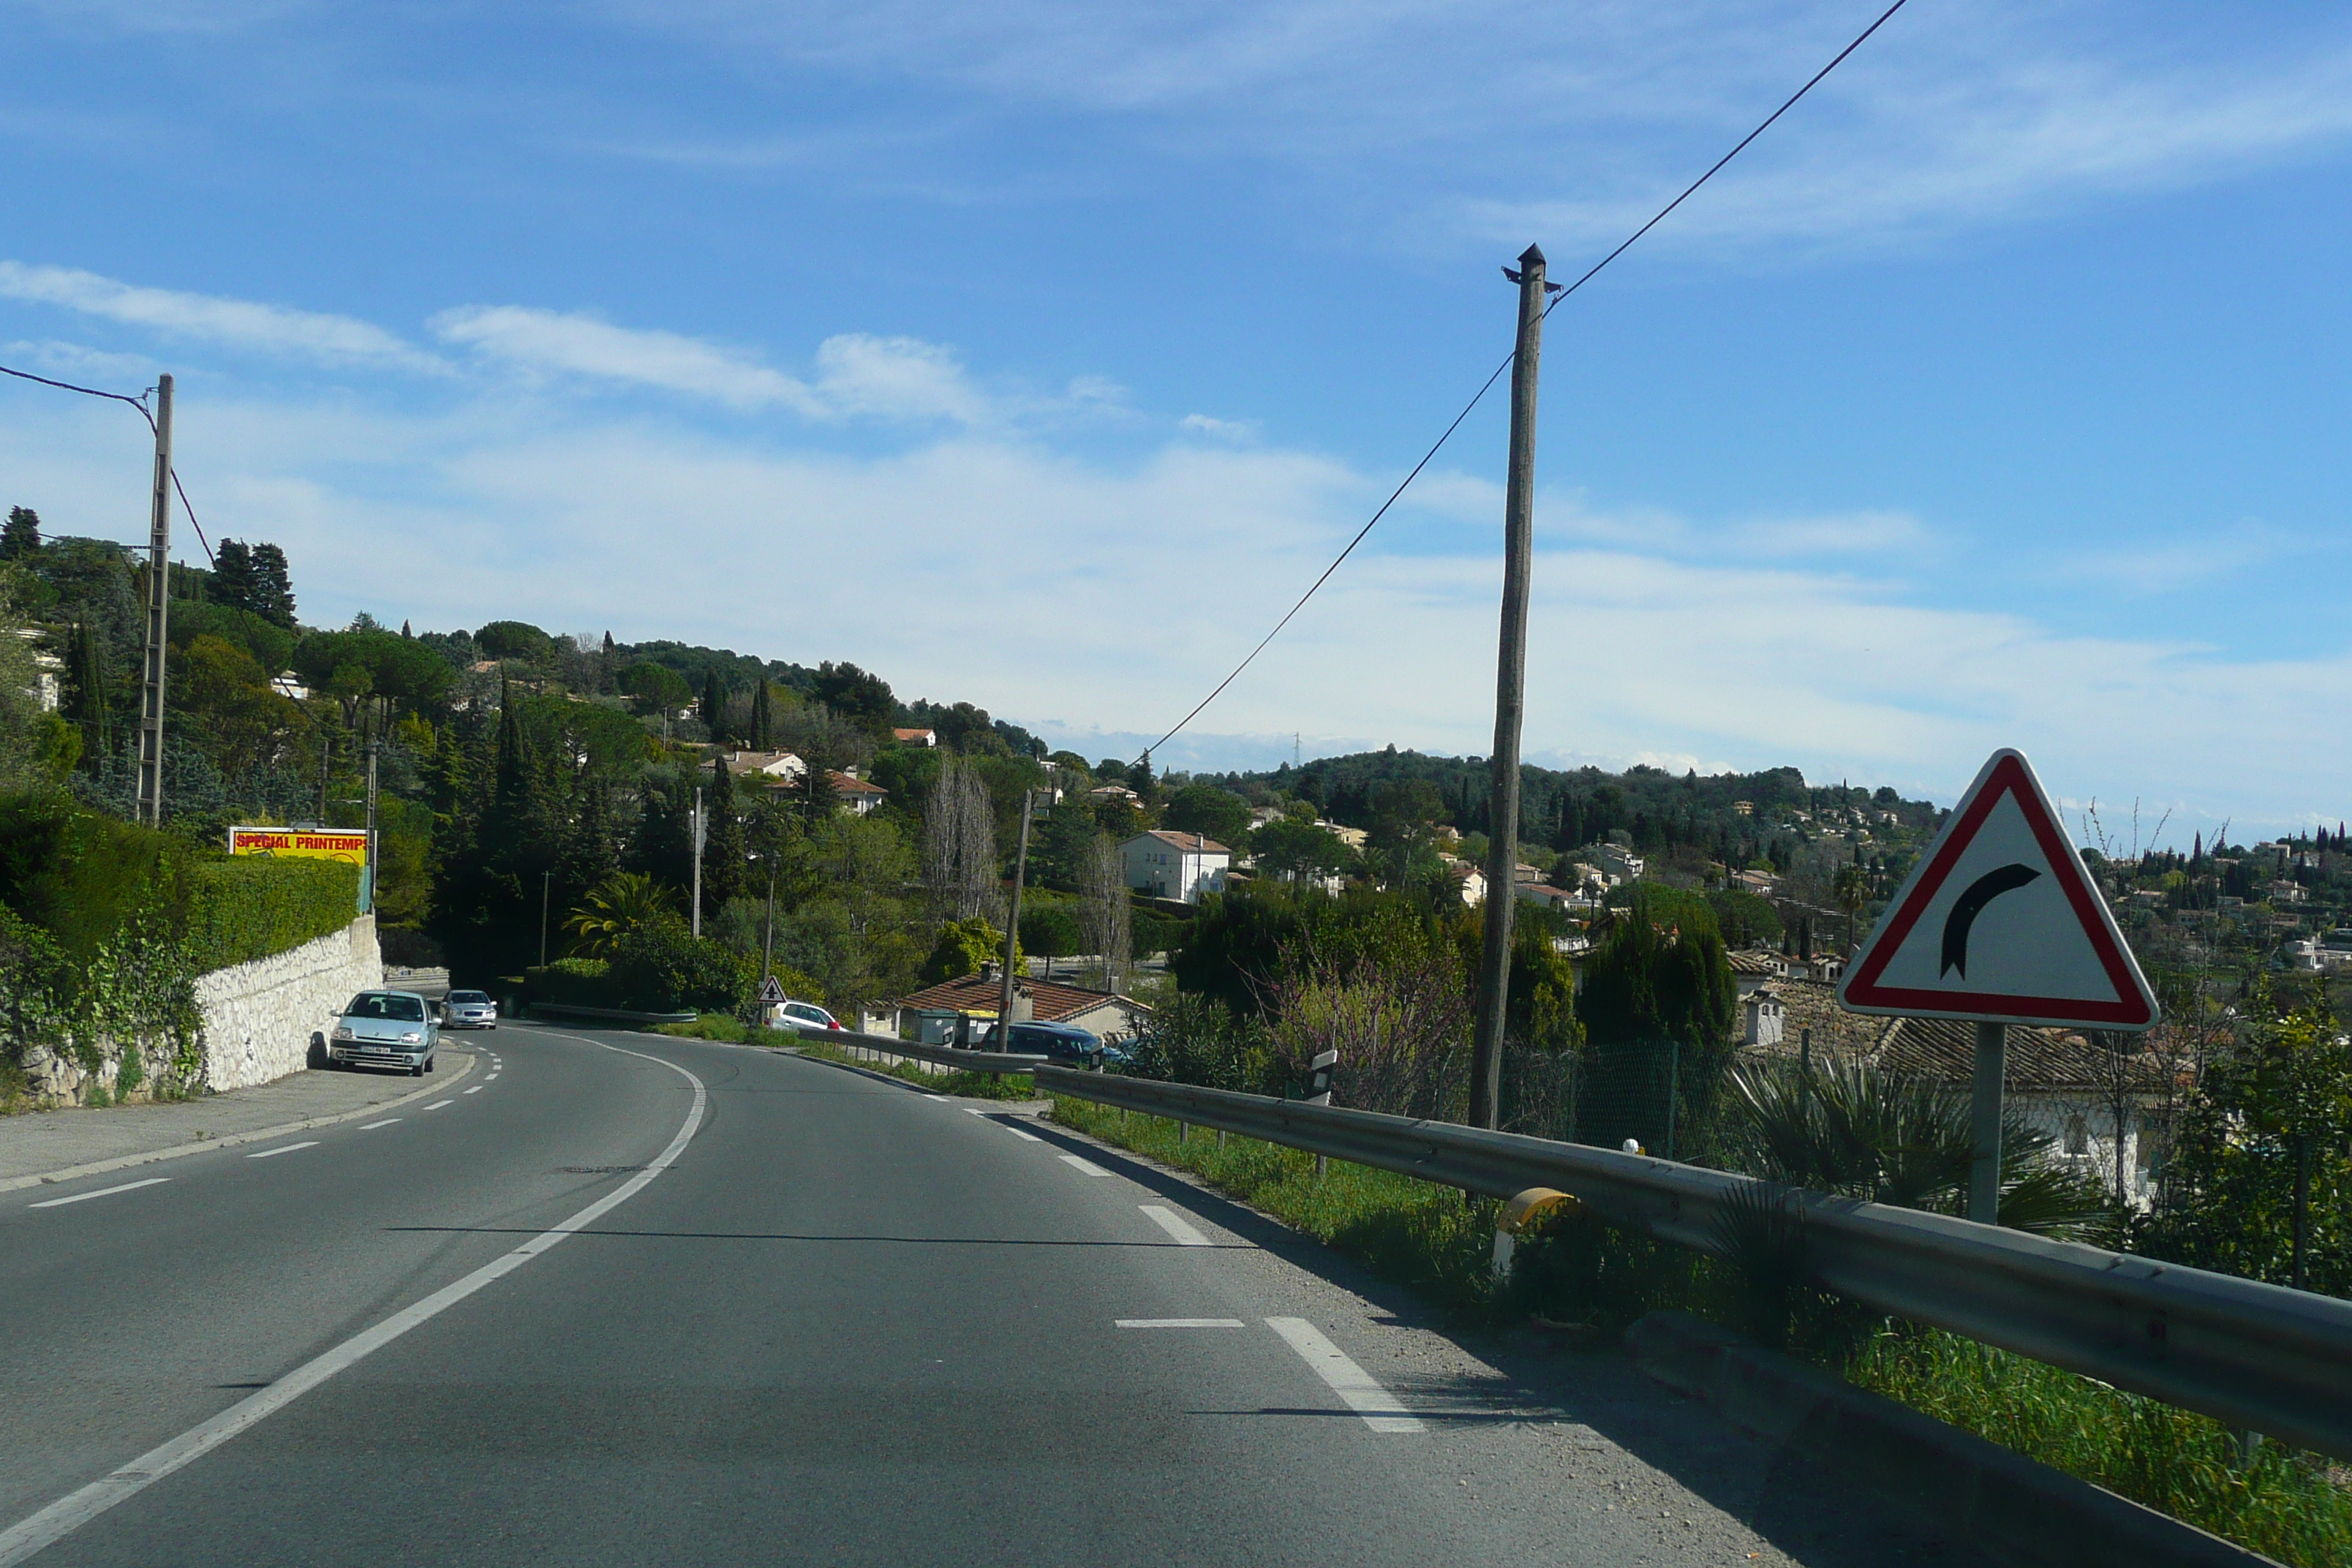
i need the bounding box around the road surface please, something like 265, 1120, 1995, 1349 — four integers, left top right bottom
0, 1025, 1972, 1566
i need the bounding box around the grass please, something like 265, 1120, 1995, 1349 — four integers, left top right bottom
1847, 1327, 2352, 1568
783, 1032, 1039, 1101
1049, 1095, 1501, 1311
1052, 1088, 2351, 1568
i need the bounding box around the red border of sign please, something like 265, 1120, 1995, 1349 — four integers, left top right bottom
1840, 752, 2155, 1027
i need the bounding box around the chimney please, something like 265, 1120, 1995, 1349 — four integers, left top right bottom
979, 960, 998, 982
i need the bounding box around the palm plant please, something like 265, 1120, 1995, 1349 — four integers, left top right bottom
562, 872, 675, 960
1722, 1055, 2110, 1240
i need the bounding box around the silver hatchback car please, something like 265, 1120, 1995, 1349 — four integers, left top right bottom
329, 990, 440, 1076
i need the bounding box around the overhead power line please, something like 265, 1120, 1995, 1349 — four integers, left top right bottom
1133, 0, 1912, 769
0, 360, 217, 566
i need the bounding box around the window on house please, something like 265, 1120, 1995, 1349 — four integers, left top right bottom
2063, 1114, 2089, 1157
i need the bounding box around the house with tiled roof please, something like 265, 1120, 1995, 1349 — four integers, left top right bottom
892, 728, 937, 747
875, 967, 1153, 1045
1750, 978, 2176, 1207
829, 770, 888, 815
1122, 829, 1230, 904
722, 749, 807, 784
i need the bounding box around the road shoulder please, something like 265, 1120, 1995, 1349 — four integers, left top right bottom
0, 1047, 481, 1192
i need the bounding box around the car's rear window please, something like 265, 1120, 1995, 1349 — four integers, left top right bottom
347, 993, 426, 1022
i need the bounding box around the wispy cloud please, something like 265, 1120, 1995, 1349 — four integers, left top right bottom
0, 261, 444, 372
431, 305, 823, 413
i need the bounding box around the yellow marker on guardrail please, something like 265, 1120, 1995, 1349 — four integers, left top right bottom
1491, 1186, 1583, 1274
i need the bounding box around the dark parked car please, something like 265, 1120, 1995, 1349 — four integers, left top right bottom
998, 1022, 1128, 1066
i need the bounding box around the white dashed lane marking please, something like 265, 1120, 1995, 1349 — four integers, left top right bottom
358, 1119, 400, 1131
1059, 1155, 1109, 1177
1266, 1317, 1422, 1433
29, 1178, 171, 1210
1117, 1319, 1243, 1329
1139, 1205, 1211, 1246
422, 1101, 453, 1112
463, 1086, 484, 1095
246, 1142, 318, 1160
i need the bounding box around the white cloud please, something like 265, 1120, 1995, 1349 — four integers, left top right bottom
1179, 412, 1257, 440
810, 333, 990, 423
0, 261, 443, 372
2, 338, 2342, 834
431, 306, 823, 413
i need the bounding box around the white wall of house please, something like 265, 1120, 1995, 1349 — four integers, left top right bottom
1122, 834, 1229, 903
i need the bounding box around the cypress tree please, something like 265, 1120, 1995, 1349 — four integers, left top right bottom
750, 679, 772, 750
704, 755, 745, 905
64, 621, 110, 771
701, 668, 727, 743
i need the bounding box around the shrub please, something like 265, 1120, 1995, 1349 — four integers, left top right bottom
604, 913, 750, 1013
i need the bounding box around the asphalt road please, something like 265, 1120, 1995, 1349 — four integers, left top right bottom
0, 1025, 1979, 1567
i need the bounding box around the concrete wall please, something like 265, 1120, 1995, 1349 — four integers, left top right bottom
197, 914, 383, 1092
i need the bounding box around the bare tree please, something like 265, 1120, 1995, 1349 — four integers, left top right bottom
923, 755, 999, 923
1080, 832, 1131, 994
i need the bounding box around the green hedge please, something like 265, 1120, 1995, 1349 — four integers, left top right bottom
184, 856, 362, 973
523, 916, 749, 1014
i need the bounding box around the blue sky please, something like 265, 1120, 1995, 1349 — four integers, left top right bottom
1, 1, 2348, 840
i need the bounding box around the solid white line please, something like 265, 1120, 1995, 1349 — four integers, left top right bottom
463, 1086, 484, 1095
28, 1178, 170, 1210
1117, 1318, 1243, 1329
1139, 1205, 1211, 1246
0, 1039, 707, 1568
1058, 1154, 1109, 1177
244, 1142, 318, 1160
1265, 1317, 1423, 1433
421, 1100, 453, 1111
358, 1119, 400, 1131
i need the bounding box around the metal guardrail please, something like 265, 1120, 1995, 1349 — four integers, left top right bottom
1016, 1063, 2352, 1462
814, 1030, 1047, 1077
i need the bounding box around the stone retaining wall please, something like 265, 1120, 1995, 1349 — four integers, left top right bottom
196, 915, 384, 1092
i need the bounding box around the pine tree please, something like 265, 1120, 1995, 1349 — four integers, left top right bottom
211, 540, 257, 611
750, 679, 773, 751
249, 543, 297, 627
401, 619, 412, 638
1, 505, 39, 560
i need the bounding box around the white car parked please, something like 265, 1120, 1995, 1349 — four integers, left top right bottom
329, 990, 440, 1076
777, 1000, 841, 1034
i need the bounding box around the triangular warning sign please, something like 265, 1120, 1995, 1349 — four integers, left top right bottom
1839, 750, 2158, 1030
758, 975, 788, 1004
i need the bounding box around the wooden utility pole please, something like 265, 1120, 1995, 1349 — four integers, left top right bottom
135, 374, 173, 826
363, 734, 380, 914
1469, 246, 1548, 1131
997, 790, 1036, 1043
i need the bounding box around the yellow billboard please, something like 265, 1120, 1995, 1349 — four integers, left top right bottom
227, 826, 369, 867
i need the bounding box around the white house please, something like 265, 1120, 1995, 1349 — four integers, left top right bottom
1123, 829, 1230, 903
892, 728, 938, 747
829, 769, 888, 816
723, 750, 807, 784
1438, 856, 1487, 906
1595, 843, 1645, 882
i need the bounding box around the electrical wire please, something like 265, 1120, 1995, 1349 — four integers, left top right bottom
0, 361, 217, 566
1131, 0, 1912, 769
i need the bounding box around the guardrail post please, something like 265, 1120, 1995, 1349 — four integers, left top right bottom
1969, 1022, 2007, 1224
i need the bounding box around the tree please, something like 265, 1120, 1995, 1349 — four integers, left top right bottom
700, 667, 728, 742
919, 916, 1009, 984
1251, 818, 1353, 883
476, 620, 554, 663
564, 872, 675, 960
922, 754, 998, 921
1575, 890, 1738, 1156
1079, 832, 1132, 992
248, 543, 297, 627
210, 540, 257, 612
64, 621, 110, 771
750, 679, 773, 750
1, 506, 40, 561
1832, 862, 1869, 954
813, 660, 893, 727
619, 661, 694, 738
1163, 782, 1252, 848
702, 755, 745, 907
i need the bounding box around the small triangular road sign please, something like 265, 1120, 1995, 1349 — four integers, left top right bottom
757, 975, 787, 1004
1839, 749, 2159, 1030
